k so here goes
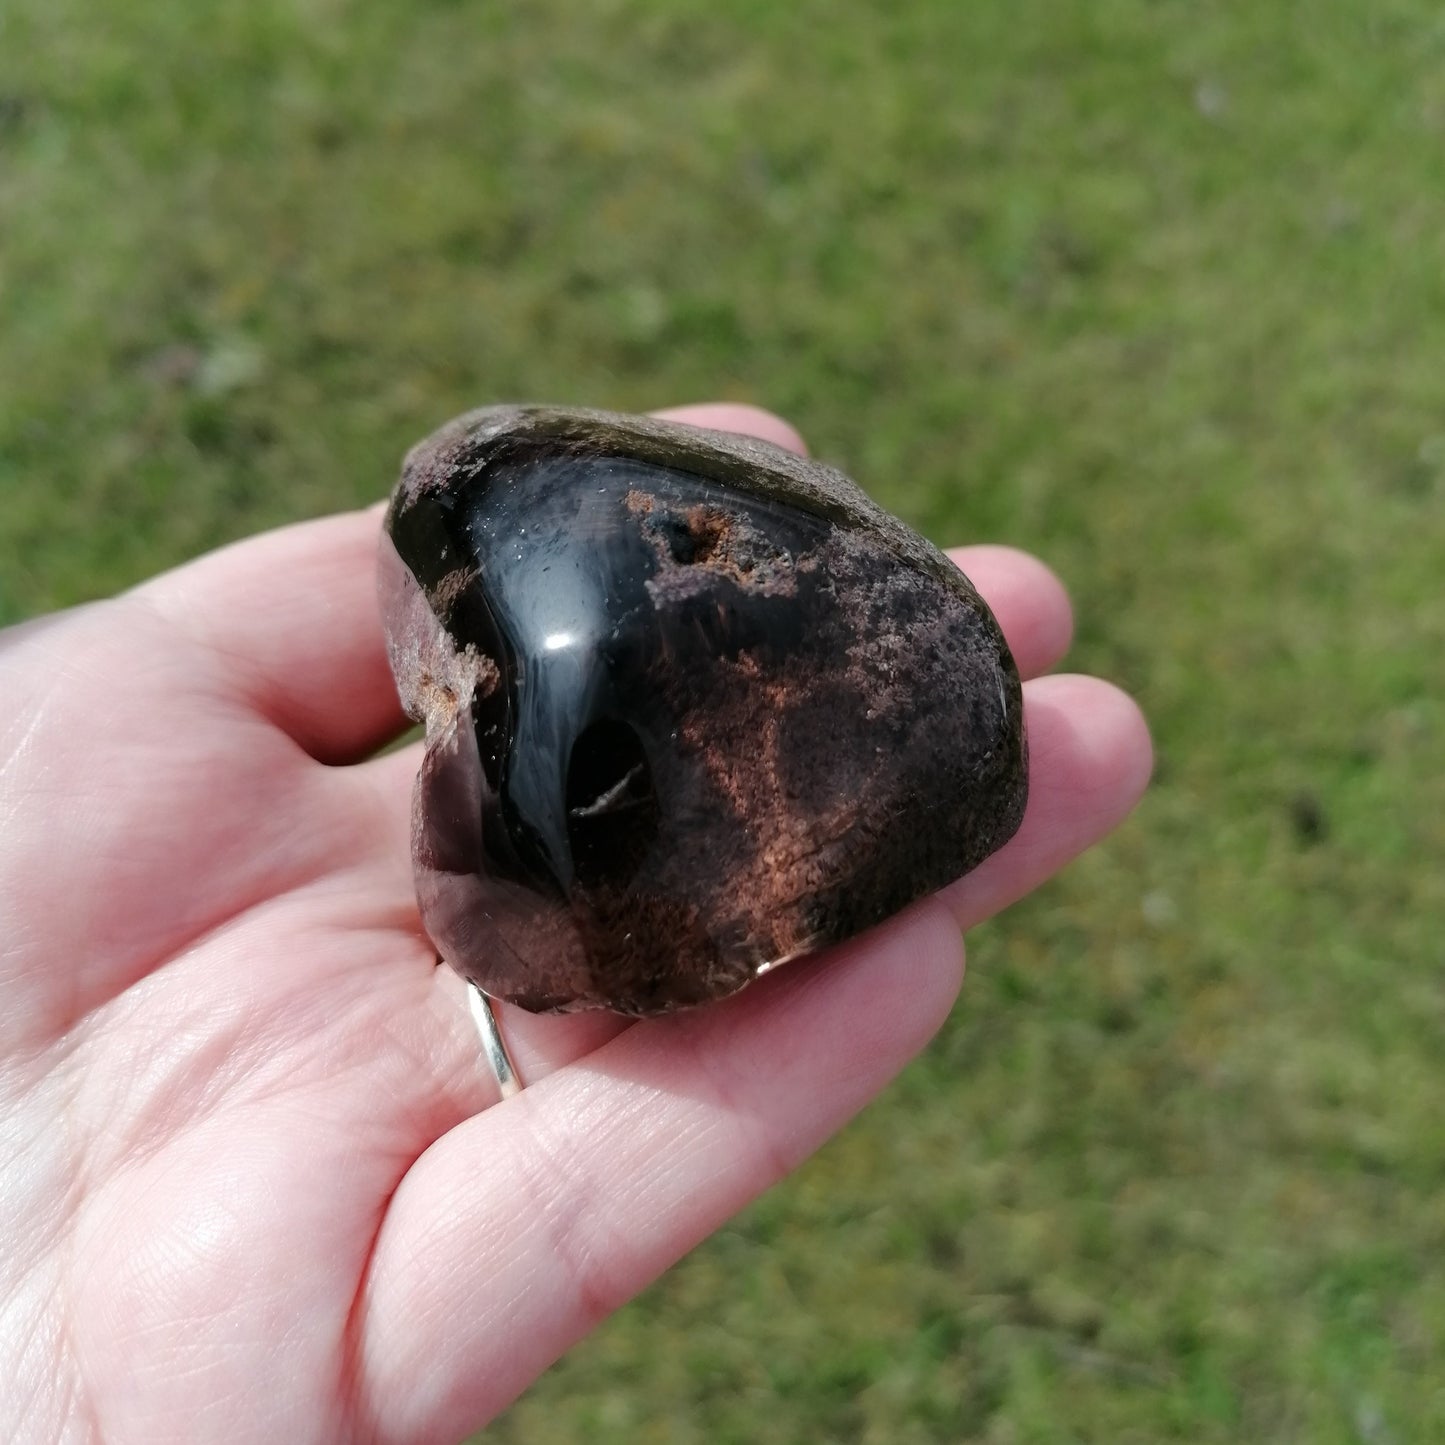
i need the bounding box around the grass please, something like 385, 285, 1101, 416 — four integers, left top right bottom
3, 1, 1442, 1438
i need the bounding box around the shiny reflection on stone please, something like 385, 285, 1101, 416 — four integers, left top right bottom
380, 405, 1028, 1016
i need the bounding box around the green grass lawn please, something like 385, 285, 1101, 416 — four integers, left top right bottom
3, 1, 1442, 1439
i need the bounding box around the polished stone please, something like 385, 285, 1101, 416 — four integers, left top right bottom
380, 405, 1027, 1015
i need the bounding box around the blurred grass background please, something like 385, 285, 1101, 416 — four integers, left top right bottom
2, 1, 1442, 1439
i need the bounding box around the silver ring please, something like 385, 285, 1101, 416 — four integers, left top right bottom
466, 977, 523, 1098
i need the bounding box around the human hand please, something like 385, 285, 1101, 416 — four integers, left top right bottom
0, 404, 1150, 1444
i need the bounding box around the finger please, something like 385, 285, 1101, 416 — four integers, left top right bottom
131, 505, 402, 765
947, 545, 1073, 679
425, 964, 634, 1115
353, 674, 1150, 1441
941, 673, 1153, 929
356, 899, 965, 1443
650, 402, 809, 455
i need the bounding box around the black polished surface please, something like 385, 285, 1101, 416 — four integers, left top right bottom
390, 453, 834, 907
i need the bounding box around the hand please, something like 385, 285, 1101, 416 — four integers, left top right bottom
0, 404, 1150, 1445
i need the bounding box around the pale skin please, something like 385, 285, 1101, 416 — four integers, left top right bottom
0, 405, 1151, 1445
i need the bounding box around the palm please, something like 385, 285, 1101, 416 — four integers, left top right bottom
0, 407, 1149, 1445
